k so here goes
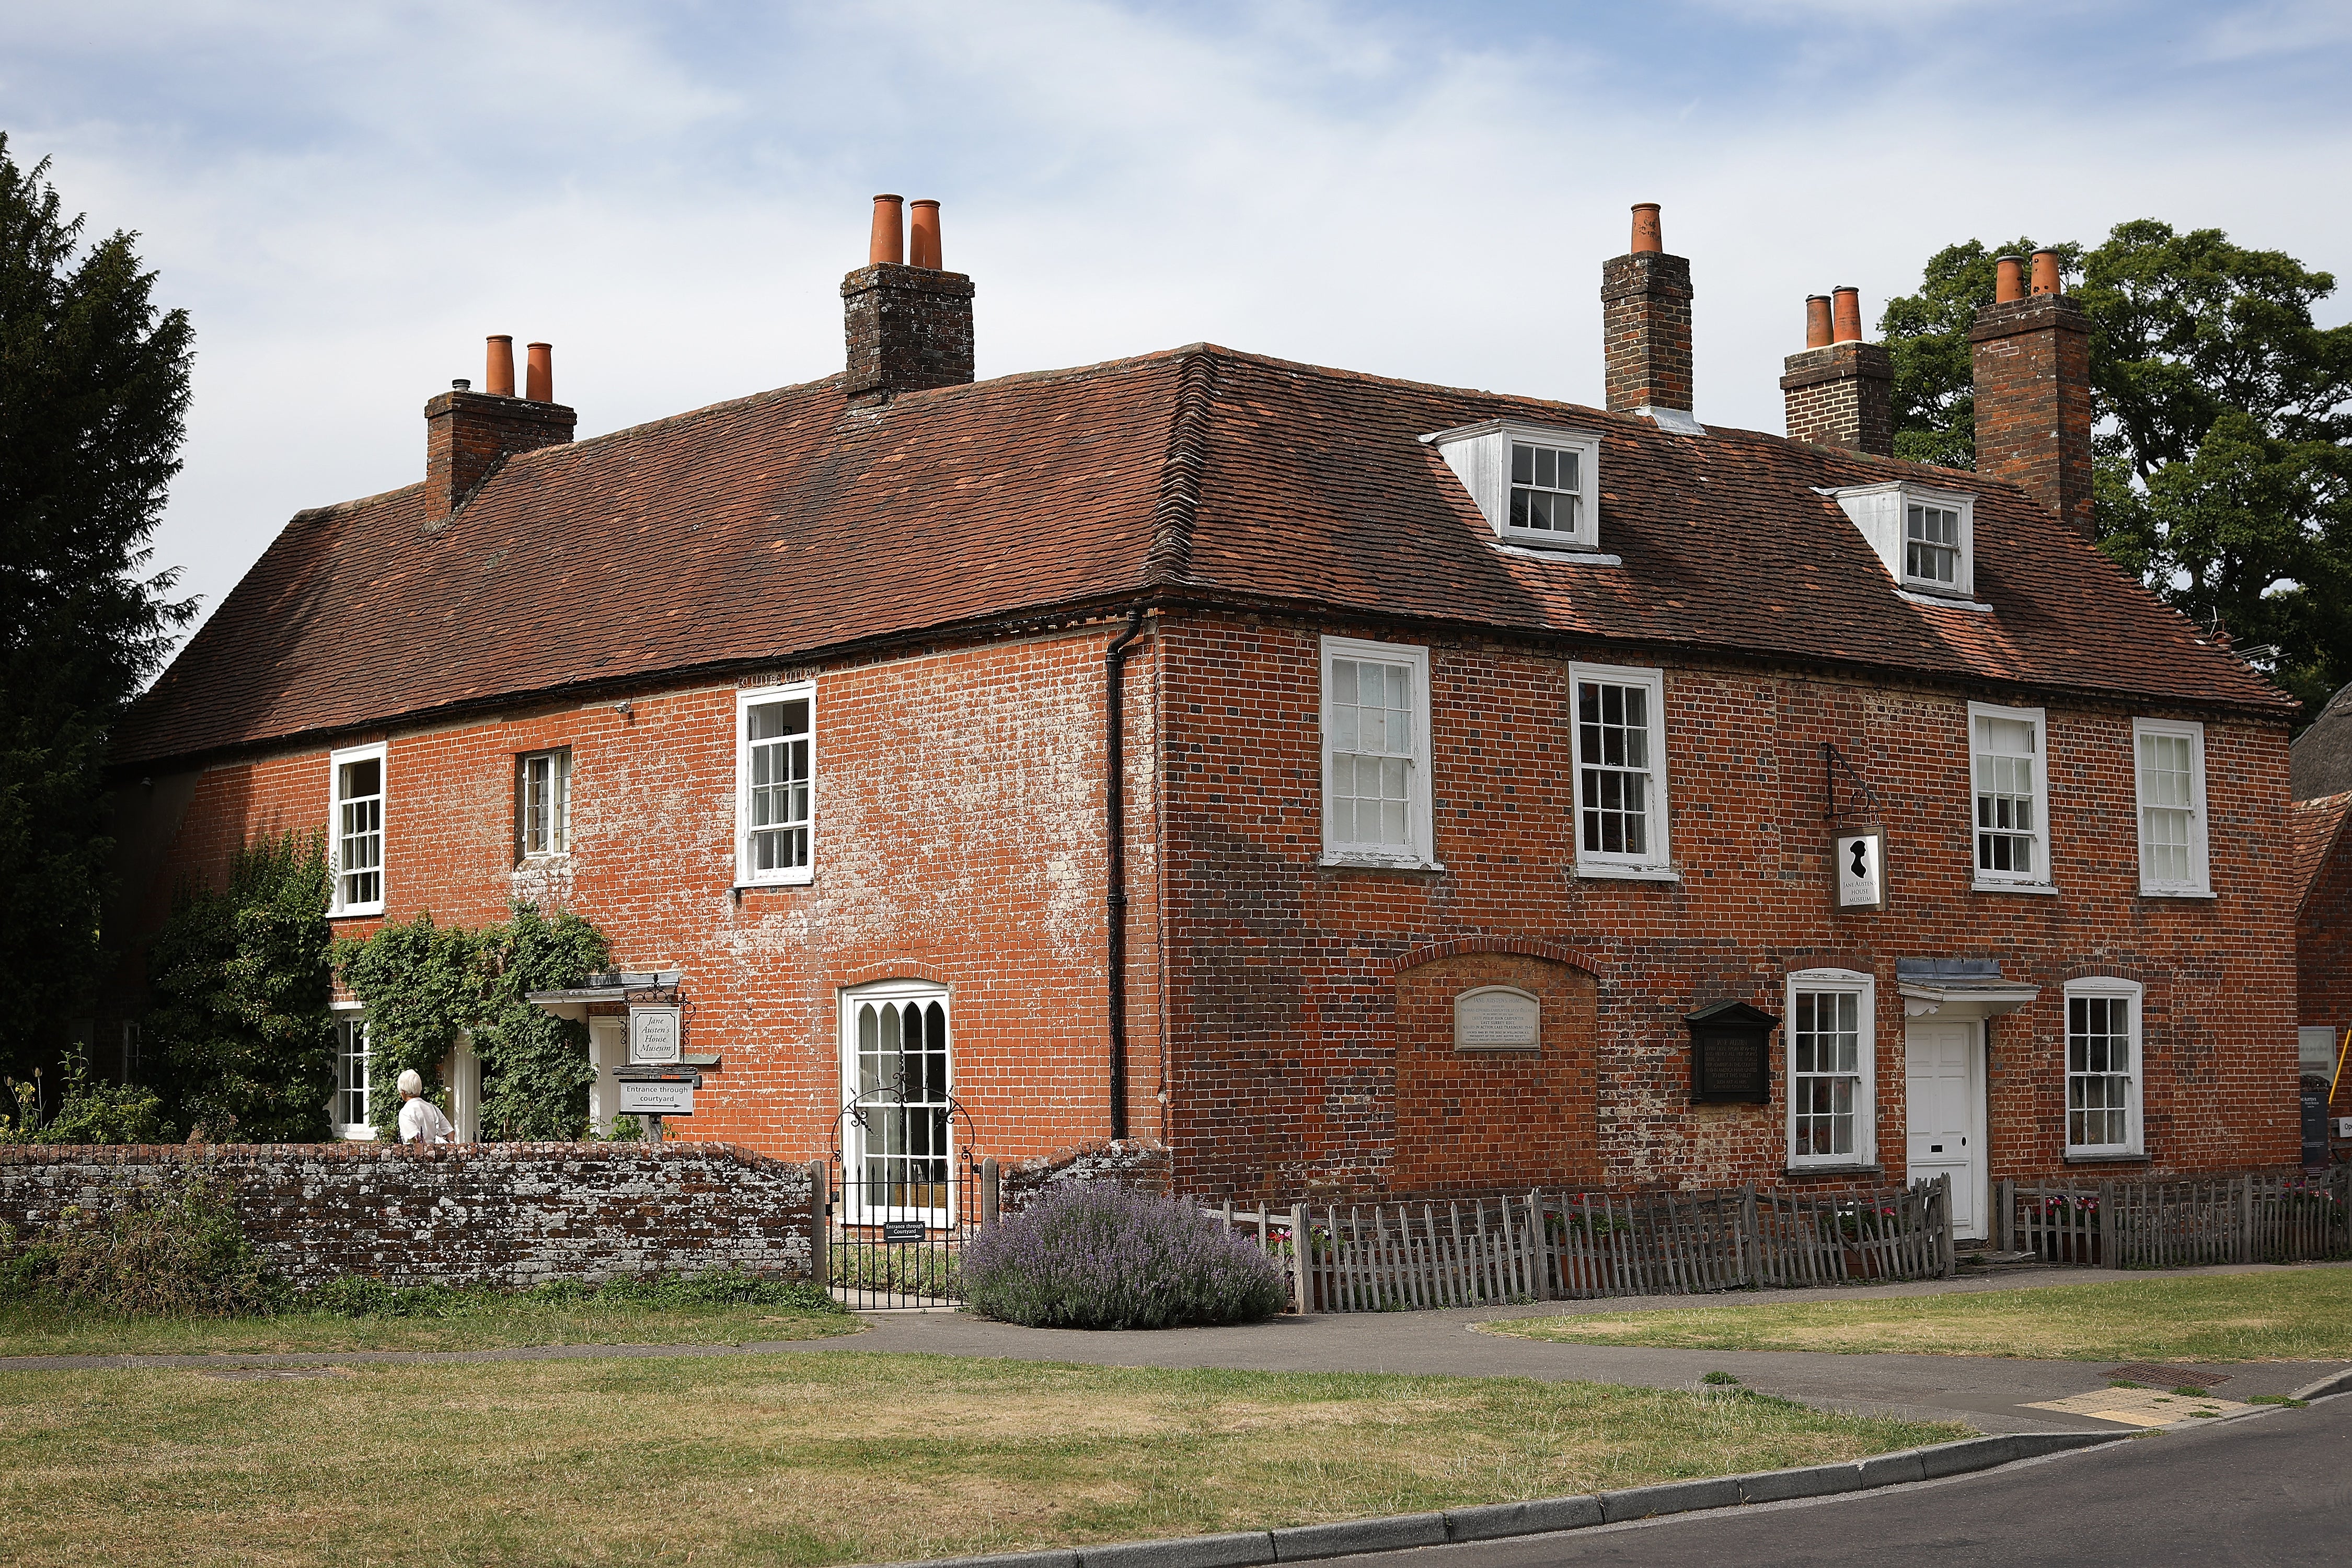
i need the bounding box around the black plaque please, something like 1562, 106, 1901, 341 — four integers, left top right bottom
882, 1219, 928, 1244
1686, 999, 1779, 1104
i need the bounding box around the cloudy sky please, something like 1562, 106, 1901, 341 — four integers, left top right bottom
9, 0, 2352, 644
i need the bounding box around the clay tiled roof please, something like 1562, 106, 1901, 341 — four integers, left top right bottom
2290, 791, 2352, 912
116, 344, 2294, 768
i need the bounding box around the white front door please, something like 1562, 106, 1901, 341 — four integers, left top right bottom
1905, 1019, 1987, 1240
589, 1017, 627, 1136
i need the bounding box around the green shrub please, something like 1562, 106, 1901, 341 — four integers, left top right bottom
0, 1050, 171, 1145
962, 1185, 1288, 1330
142, 832, 335, 1143
0, 1171, 279, 1316
337, 901, 610, 1141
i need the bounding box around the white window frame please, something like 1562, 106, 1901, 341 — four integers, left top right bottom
735, 683, 815, 887
2064, 977, 2145, 1157
1569, 661, 1675, 880
329, 1005, 375, 1140
1785, 968, 1877, 1169
1319, 636, 1439, 871
1967, 701, 2053, 892
516, 747, 572, 861
2132, 718, 2211, 897
1829, 480, 1977, 601
328, 741, 387, 917
1425, 418, 1605, 555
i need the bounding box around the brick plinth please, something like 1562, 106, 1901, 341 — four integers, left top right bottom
841, 263, 976, 403
1602, 251, 1694, 413
423, 391, 576, 520
1781, 342, 1894, 456
1970, 296, 2094, 535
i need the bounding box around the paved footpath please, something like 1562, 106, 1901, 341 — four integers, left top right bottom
5, 1261, 2344, 1436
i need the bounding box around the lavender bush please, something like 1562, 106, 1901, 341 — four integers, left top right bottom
961, 1184, 1287, 1329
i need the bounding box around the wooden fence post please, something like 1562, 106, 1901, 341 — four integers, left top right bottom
980, 1157, 999, 1228
1289, 1202, 1313, 1316
2236, 1176, 2253, 1265
1939, 1172, 1956, 1278
1740, 1184, 1760, 1288
1529, 1190, 1554, 1300
808, 1160, 830, 1285
1995, 1178, 2013, 1252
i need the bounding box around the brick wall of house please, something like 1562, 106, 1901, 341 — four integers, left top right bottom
110, 618, 1165, 1167
1156, 609, 2298, 1201
0, 1142, 814, 1288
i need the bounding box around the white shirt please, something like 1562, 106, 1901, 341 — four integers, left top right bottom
399, 1096, 456, 1144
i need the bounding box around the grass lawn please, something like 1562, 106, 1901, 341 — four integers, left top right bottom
1476, 1267, 2352, 1363
0, 1297, 861, 1358
0, 1352, 1965, 1567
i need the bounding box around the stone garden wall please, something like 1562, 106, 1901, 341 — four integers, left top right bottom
0, 1142, 817, 1289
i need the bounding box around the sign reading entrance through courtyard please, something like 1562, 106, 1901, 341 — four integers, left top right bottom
881, 1220, 928, 1243
617, 1077, 695, 1115
629, 1004, 682, 1065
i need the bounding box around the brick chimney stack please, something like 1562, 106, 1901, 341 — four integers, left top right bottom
1781, 285, 1894, 456
1970, 249, 2094, 535
843, 193, 975, 405
423, 333, 576, 521
1601, 202, 1694, 417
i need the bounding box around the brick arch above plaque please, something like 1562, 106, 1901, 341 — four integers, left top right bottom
1385, 936, 1605, 978
1391, 948, 1601, 1195
1455, 985, 1541, 1052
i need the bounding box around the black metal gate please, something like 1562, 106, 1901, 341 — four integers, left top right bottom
826, 1088, 980, 1308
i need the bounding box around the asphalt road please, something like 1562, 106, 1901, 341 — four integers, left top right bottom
1321, 1396, 2352, 1567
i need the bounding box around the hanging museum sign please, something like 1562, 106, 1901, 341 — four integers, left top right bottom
629, 1004, 683, 1065
1832, 825, 1887, 912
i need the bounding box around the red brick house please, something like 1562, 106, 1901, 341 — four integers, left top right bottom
2290, 685, 2352, 1154
107, 200, 2301, 1237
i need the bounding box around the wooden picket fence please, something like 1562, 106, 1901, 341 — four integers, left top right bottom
2004, 1166, 2352, 1269
1207, 1177, 1954, 1314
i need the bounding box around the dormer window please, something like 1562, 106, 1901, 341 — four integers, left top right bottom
1829, 480, 1976, 601
1906, 500, 1962, 585
1425, 419, 1603, 554
1511, 441, 1582, 537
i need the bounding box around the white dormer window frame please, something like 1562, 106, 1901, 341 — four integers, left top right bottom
1829, 480, 1978, 602
1424, 418, 1604, 555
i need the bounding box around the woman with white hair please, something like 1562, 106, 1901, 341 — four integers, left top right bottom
396, 1069, 456, 1146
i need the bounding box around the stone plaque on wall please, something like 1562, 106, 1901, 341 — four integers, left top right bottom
1454, 986, 1540, 1052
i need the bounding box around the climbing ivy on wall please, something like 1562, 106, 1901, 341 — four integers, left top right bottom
335, 902, 609, 1141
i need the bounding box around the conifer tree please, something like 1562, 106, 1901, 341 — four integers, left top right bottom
0, 133, 195, 1076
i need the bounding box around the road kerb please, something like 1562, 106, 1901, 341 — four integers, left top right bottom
863, 1429, 2131, 1568
2286, 1366, 2352, 1401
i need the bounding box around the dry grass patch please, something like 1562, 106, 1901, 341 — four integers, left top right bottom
0, 1351, 1962, 1567
0, 1298, 860, 1358
1477, 1267, 2352, 1362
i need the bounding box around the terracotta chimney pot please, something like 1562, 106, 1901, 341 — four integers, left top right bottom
869, 195, 905, 267
1994, 255, 2025, 303
525, 342, 552, 403
1630, 202, 1662, 255
485, 335, 516, 398
1831, 286, 1863, 344
2031, 249, 2061, 295
909, 199, 942, 270
1804, 295, 1832, 348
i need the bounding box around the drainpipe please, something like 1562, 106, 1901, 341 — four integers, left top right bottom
1104, 606, 1147, 1141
